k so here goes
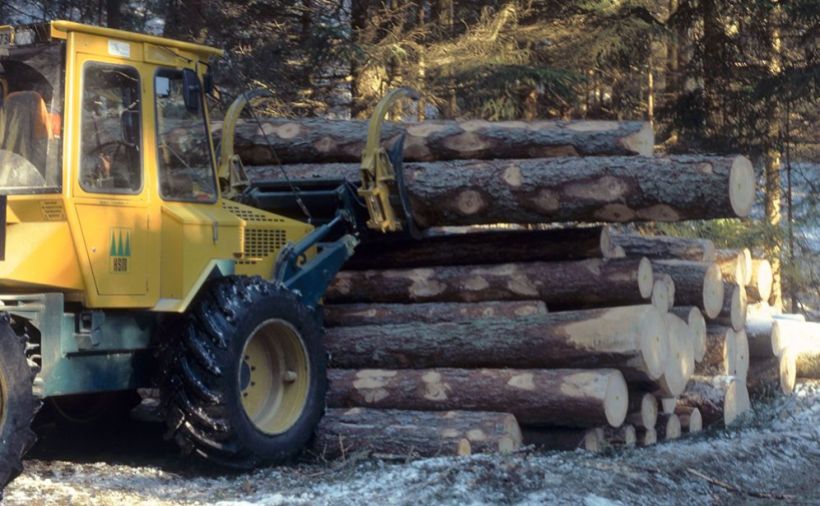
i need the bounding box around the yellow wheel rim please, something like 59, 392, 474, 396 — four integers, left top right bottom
238, 319, 310, 435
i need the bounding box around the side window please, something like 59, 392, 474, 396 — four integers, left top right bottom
155, 70, 216, 201
79, 63, 142, 194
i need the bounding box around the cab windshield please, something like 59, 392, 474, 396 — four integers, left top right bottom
0, 42, 64, 193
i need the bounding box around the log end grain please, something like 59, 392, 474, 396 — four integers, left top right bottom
639, 308, 670, 380
681, 407, 703, 433
729, 156, 755, 218
780, 348, 797, 394
605, 370, 630, 428
740, 248, 753, 286
703, 263, 725, 319
651, 275, 675, 312
638, 257, 654, 299
686, 307, 708, 362
734, 329, 749, 380
641, 392, 659, 429
639, 427, 657, 446
621, 121, 655, 157
659, 314, 696, 397
659, 413, 682, 440
730, 283, 748, 331
749, 259, 773, 303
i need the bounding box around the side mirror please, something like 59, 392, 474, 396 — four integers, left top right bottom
121, 110, 140, 146
182, 68, 201, 113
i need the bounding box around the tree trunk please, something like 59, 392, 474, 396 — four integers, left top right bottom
312, 408, 521, 459
323, 300, 547, 327
349, 0, 371, 119
715, 248, 752, 286
656, 413, 681, 440
521, 427, 602, 452
610, 232, 716, 262
676, 406, 702, 433
698, 326, 734, 376
226, 119, 654, 164
672, 306, 707, 362
771, 320, 820, 357
343, 225, 616, 270
626, 392, 658, 429
324, 305, 669, 382
105, 0, 124, 28
678, 375, 747, 427
651, 275, 675, 312
747, 353, 796, 396
747, 259, 773, 304
651, 260, 724, 318
326, 368, 628, 427
328, 258, 654, 310
247, 155, 756, 227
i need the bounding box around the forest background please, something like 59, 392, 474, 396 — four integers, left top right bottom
2, 0, 818, 314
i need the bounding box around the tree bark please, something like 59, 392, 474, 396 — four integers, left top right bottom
747, 259, 773, 304
343, 225, 615, 270
521, 427, 603, 452
795, 346, 820, 379
650, 260, 723, 318
746, 318, 775, 359
323, 300, 547, 327
676, 406, 702, 433
327, 368, 629, 428
247, 155, 756, 227
312, 408, 521, 459
635, 427, 657, 446
324, 305, 669, 382
328, 258, 654, 310
747, 352, 796, 396
610, 232, 716, 262
224, 119, 655, 164
601, 424, 637, 447
656, 413, 681, 440
678, 375, 747, 427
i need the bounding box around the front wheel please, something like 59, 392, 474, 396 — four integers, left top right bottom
161, 276, 326, 469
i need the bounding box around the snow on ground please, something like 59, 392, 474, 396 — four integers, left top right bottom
6, 381, 820, 506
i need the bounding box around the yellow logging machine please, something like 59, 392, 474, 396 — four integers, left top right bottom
0, 21, 416, 493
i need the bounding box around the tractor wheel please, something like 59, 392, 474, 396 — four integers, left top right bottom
0, 314, 39, 498
161, 276, 326, 469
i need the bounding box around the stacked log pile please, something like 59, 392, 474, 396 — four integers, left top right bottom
232, 117, 792, 459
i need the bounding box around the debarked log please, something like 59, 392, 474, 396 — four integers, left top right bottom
322, 300, 547, 327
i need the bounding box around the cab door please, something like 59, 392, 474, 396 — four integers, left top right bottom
71, 51, 155, 301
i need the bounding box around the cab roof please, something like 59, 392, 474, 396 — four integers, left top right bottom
49, 20, 223, 58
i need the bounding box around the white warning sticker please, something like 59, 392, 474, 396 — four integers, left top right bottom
108, 40, 131, 58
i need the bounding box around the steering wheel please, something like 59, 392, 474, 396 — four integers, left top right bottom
83, 140, 139, 190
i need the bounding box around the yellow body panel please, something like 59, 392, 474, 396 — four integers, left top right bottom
0, 21, 314, 311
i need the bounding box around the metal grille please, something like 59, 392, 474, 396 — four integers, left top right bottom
222, 201, 285, 223
239, 228, 288, 265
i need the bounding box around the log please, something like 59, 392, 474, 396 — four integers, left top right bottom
747, 352, 797, 396
328, 258, 654, 310
746, 259, 773, 303
656, 413, 682, 440
626, 392, 658, 429
650, 260, 723, 319
717, 283, 747, 331
715, 248, 752, 286
327, 368, 629, 428
651, 274, 675, 312
343, 226, 616, 270
676, 406, 703, 434
252, 155, 756, 227
678, 375, 745, 427
660, 397, 677, 415
228, 118, 655, 165
601, 425, 637, 447
324, 305, 669, 383
312, 408, 521, 459
698, 326, 735, 376
734, 329, 750, 381
322, 300, 548, 327
522, 427, 603, 452
771, 320, 820, 357
672, 307, 707, 362
610, 232, 717, 262
655, 314, 695, 397
746, 318, 776, 359
636, 427, 658, 446
795, 348, 820, 379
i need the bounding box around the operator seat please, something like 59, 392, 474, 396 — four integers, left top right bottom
0, 91, 52, 175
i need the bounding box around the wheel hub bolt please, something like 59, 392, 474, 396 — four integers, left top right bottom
282, 370, 298, 383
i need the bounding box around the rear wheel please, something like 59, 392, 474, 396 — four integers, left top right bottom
0, 314, 39, 498
161, 276, 326, 469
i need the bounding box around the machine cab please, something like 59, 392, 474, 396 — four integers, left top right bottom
0, 21, 258, 311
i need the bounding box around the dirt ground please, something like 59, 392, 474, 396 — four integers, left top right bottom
5, 380, 819, 506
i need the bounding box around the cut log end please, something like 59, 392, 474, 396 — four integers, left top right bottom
729, 156, 755, 218
703, 263, 725, 319
641, 393, 659, 429
687, 307, 707, 362
659, 315, 695, 397
638, 257, 654, 299
780, 348, 797, 394
661, 413, 682, 440
734, 329, 749, 380
749, 259, 773, 303
681, 407, 703, 433
723, 378, 742, 426
621, 121, 655, 157
651, 275, 675, 312
639, 427, 658, 446
730, 284, 748, 331
639, 308, 670, 379
605, 371, 629, 428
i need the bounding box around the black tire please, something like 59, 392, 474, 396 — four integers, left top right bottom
161, 276, 327, 469
0, 314, 39, 498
